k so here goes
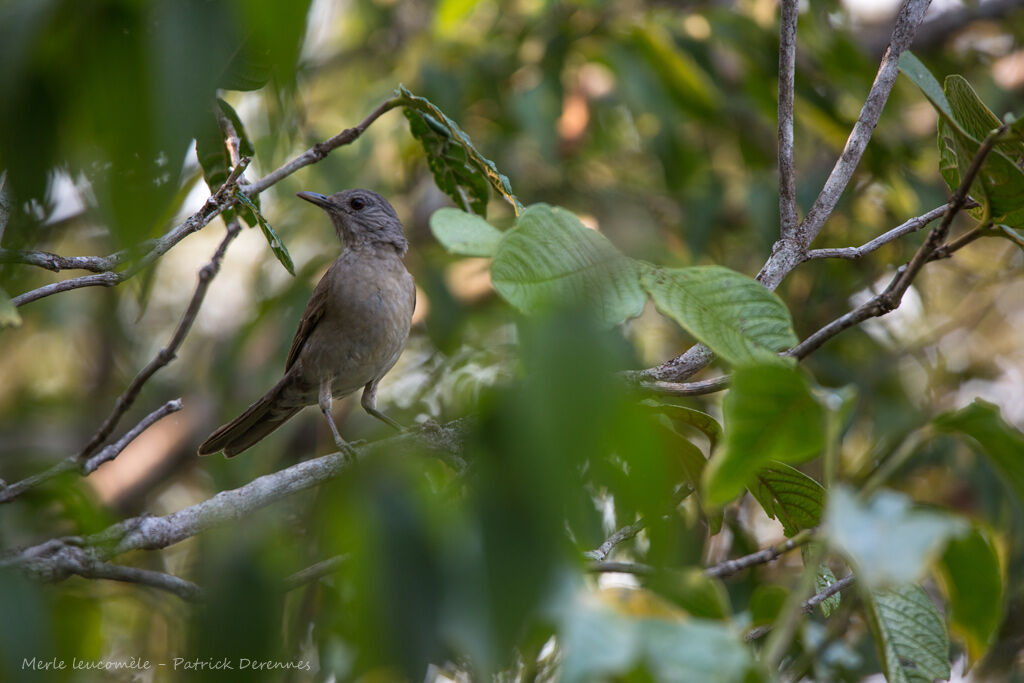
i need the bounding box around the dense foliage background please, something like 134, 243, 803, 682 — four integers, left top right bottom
1, 0, 1023, 681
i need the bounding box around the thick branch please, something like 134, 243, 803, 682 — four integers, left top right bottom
1, 420, 470, 578
777, 0, 799, 238
0, 249, 130, 273
636, 375, 730, 396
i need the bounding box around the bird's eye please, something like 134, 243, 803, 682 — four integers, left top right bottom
350, 197, 366, 211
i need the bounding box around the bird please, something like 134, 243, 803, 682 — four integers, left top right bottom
198, 188, 416, 458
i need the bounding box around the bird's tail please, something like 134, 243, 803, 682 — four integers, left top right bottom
198, 375, 303, 458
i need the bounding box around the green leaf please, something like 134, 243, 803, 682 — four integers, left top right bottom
218, 39, 273, 91
899, 52, 1024, 227
813, 563, 842, 618
934, 398, 1024, 507
489, 204, 646, 326
661, 569, 731, 620
642, 265, 797, 367
865, 584, 951, 683
749, 462, 825, 537
823, 485, 967, 588
0, 287, 21, 328
429, 208, 503, 257
195, 100, 258, 227
560, 603, 755, 683
399, 86, 522, 216
703, 365, 825, 506
939, 526, 1002, 660
750, 585, 788, 626
645, 401, 723, 450
235, 189, 294, 276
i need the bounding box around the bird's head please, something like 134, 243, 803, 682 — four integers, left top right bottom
297, 188, 408, 255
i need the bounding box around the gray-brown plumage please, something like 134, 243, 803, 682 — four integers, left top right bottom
198, 189, 415, 458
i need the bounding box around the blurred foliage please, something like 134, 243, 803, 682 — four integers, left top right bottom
1, 0, 1024, 681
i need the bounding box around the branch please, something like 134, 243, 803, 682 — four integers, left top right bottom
778, 0, 799, 238
284, 555, 348, 592
637, 1, 931, 383
635, 375, 730, 397
246, 95, 405, 196
583, 485, 694, 562
0, 399, 183, 504
745, 574, 856, 642
0, 249, 130, 273
77, 220, 242, 462
705, 528, 814, 578
11, 158, 250, 308
795, 0, 931, 249
804, 202, 954, 260
0, 420, 470, 579
788, 126, 1005, 361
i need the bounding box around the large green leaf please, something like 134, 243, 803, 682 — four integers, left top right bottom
749, 462, 824, 537
939, 526, 1002, 661
400, 86, 521, 216
933, 398, 1024, 507
823, 486, 966, 588
703, 364, 825, 505
489, 204, 647, 326
899, 53, 1024, 227
865, 584, 951, 683
560, 604, 755, 683
642, 266, 797, 367
645, 401, 723, 450
429, 208, 503, 257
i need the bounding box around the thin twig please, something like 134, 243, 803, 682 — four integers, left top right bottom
778, 0, 799, 238
745, 574, 856, 642
247, 95, 406, 196
638, 0, 932, 383
583, 486, 693, 562
788, 126, 1005, 361
0, 399, 183, 504
76, 220, 242, 462
284, 555, 349, 591
705, 528, 815, 579
795, 0, 932, 250
11, 158, 250, 308
804, 202, 956, 260
82, 399, 184, 475
69, 559, 203, 602
587, 560, 654, 576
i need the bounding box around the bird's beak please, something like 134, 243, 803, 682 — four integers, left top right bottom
297, 191, 332, 209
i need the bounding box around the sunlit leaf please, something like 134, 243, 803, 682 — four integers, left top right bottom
749, 462, 824, 537
235, 189, 294, 275
429, 208, 503, 257
400, 86, 522, 215
642, 266, 797, 367
865, 584, 951, 683
704, 365, 825, 505
0, 287, 22, 328
934, 398, 1024, 507
646, 401, 722, 450
823, 485, 966, 588
939, 526, 1002, 661
490, 204, 646, 326
899, 52, 1024, 227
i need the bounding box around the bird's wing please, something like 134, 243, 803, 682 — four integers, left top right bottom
285, 272, 331, 371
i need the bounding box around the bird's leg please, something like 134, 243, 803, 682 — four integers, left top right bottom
361, 381, 403, 431
319, 379, 357, 461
